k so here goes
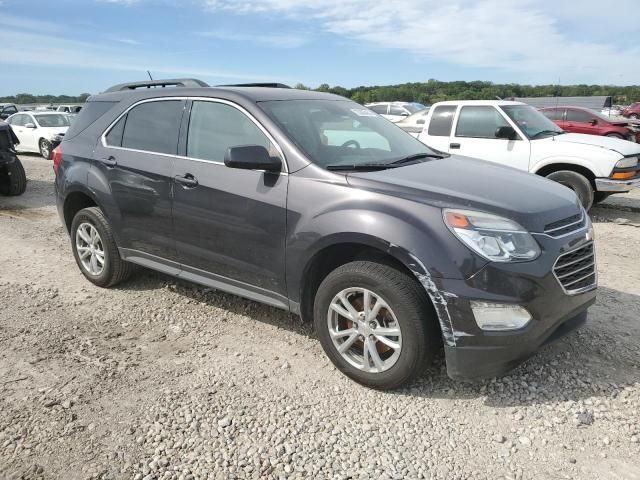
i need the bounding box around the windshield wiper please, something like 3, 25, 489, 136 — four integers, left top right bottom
326, 163, 397, 171
390, 152, 447, 164
531, 130, 564, 139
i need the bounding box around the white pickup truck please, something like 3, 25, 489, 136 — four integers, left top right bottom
415, 100, 640, 209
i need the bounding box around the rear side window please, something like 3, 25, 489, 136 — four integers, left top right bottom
65, 101, 116, 139
427, 106, 457, 136
187, 101, 273, 162
566, 109, 593, 123
389, 105, 406, 116
105, 115, 126, 147
121, 100, 183, 155
541, 109, 563, 121
455, 106, 511, 138
8, 114, 26, 126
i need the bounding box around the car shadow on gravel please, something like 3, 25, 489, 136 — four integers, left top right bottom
115, 269, 314, 338
403, 286, 640, 407
0, 179, 56, 211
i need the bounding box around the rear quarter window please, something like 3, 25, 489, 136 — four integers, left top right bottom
427, 106, 457, 136
121, 100, 184, 155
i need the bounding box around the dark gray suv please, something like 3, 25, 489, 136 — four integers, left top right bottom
54, 79, 597, 389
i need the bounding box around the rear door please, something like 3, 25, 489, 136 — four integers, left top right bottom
171, 99, 288, 306
93, 98, 185, 264
449, 105, 531, 171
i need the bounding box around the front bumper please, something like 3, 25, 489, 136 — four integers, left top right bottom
595, 176, 640, 192
434, 226, 596, 380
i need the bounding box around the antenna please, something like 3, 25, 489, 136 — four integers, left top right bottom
147, 70, 153, 81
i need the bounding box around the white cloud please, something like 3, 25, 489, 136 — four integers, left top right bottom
198, 29, 307, 48
202, 0, 640, 84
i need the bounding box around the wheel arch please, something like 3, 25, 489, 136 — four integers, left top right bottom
296, 235, 451, 343
62, 188, 99, 232
534, 162, 597, 189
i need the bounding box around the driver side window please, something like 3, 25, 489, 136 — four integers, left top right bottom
456, 106, 511, 139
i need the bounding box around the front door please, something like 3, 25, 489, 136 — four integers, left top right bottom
171, 99, 288, 307
449, 105, 531, 172
565, 108, 597, 135
92, 99, 185, 264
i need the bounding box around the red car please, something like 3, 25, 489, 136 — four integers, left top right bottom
540, 106, 639, 142
623, 102, 640, 119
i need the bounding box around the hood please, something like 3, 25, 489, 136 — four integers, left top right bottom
345, 156, 582, 234
551, 133, 640, 156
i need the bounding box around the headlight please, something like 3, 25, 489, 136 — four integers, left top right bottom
615, 156, 638, 168
443, 209, 540, 262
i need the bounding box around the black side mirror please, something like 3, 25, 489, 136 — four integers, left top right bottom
495, 126, 517, 140
224, 145, 281, 172
589, 119, 598, 125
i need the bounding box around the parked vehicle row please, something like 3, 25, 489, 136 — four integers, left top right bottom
54, 79, 599, 389
415, 100, 640, 210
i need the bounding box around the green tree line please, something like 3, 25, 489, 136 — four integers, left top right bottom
4, 80, 640, 105
295, 80, 640, 105
0, 93, 91, 104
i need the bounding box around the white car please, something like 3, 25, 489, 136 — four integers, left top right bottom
396, 108, 431, 136
6, 111, 71, 159
417, 100, 640, 209
365, 102, 427, 123
56, 105, 82, 113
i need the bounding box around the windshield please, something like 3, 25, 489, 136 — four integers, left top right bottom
34, 114, 71, 128
500, 105, 564, 139
259, 99, 437, 168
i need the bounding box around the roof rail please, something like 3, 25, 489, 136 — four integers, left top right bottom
104, 78, 210, 93
217, 83, 291, 89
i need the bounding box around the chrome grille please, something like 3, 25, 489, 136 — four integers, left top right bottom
553, 243, 596, 294
544, 212, 586, 238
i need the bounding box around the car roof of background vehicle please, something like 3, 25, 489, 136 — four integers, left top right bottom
431, 100, 527, 107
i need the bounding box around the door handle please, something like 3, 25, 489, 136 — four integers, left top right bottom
450, 143, 461, 149
174, 173, 199, 188
99, 156, 117, 167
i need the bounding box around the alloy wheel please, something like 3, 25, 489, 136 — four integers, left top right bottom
327, 287, 402, 373
75, 222, 105, 275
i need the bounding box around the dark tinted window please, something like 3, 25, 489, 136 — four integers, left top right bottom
3, 106, 17, 115
566, 109, 594, 123
541, 108, 563, 121
456, 106, 510, 138
105, 115, 126, 147
187, 101, 272, 162
66, 101, 116, 139
122, 100, 183, 155
427, 105, 457, 136
369, 105, 388, 114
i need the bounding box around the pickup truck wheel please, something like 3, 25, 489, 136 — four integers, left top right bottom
70, 207, 133, 287
314, 260, 438, 390
0, 158, 27, 196
39, 139, 52, 159
546, 170, 594, 210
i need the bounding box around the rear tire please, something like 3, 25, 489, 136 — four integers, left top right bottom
546, 170, 594, 210
70, 207, 133, 287
0, 158, 27, 196
313, 260, 439, 390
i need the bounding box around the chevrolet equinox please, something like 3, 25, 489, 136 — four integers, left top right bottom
53, 79, 597, 389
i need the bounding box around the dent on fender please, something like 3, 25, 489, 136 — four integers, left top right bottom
386, 243, 459, 347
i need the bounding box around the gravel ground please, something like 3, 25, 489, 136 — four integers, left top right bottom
1, 155, 639, 480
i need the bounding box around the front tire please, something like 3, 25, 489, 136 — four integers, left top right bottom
39, 139, 51, 159
70, 207, 133, 287
314, 260, 439, 390
630, 113, 639, 120
546, 170, 594, 210
605, 133, 624, 139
